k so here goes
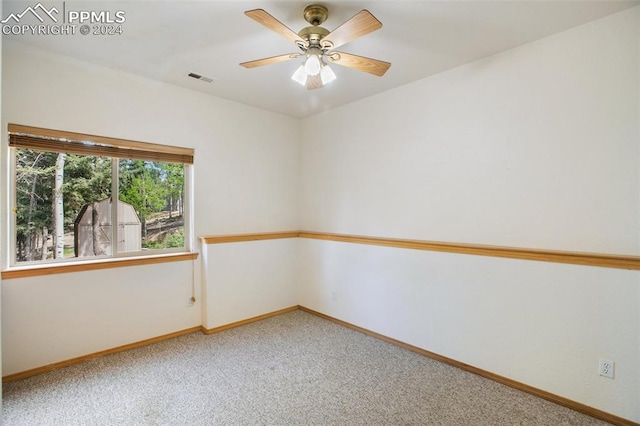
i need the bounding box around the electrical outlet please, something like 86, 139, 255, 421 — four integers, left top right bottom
187, 297, 195, 307
331, 291, 338, 301
599, 358, 614, 379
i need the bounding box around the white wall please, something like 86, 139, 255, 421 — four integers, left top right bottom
302, 8, 639, 256
1, 41, 300, 375
299, 7, 640, 422
2, 262, 199, 375
202, 238, 298, 329
0, 0, 4, 417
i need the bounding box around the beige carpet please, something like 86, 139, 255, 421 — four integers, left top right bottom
3, 310, 609, 425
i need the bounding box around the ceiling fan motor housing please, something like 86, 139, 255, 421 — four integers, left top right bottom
298, 25, 330, 47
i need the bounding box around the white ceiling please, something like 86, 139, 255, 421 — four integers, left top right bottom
3, 0, 639, 118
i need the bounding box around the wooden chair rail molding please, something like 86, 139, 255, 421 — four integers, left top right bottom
200, 231, 299, 244
200, 231, 640, 271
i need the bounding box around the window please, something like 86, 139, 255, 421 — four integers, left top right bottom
9, 124, 194, 265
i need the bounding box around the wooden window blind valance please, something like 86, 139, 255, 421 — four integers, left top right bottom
8, 124, 194, 164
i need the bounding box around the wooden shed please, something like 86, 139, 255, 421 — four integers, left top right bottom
74, 198, 141, 257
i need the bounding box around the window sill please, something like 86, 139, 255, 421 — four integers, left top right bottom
1, 252, 199, 279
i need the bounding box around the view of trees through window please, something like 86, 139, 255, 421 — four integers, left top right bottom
15, 148, 185, 263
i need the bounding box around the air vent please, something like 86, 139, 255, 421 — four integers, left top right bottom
188, 72, 214, 83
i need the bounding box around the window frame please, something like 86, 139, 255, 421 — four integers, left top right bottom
6, 124, 195, 269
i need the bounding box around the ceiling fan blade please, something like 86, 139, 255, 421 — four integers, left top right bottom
245, 9, 304, 45
323, 10, 382, 49
240, 53, 301, 69
306, 74, 323, 90
328, 52, 391, 77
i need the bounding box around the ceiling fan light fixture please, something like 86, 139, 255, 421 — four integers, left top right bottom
320, 64, 336, 85
291, 64, 308, 86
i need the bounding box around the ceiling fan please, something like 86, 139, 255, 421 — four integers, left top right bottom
240, 4, 391, 90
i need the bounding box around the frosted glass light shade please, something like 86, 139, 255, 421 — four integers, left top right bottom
305, 54, 321, 76
291, 64, 307, 85
320, 65, 336, 85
